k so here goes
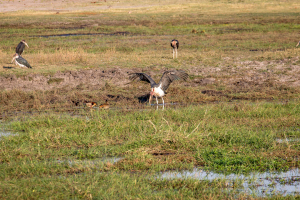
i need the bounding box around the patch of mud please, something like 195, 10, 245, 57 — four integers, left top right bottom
193, 78, 216, 85
2, 56, 300, 93
1, 61, 300, 116
187, 58, 300, 89
0, 68, 132, 91
151, 150, 177, 156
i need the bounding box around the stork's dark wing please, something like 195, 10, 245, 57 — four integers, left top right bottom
176, 40, 179, 49
17, 56, 32, 68
16, 42, 25, 55
129, 73, 157, 86
158, 70, 188, 91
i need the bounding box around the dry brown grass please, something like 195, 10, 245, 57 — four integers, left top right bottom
0, 48, 93, 73
256, 48, 300, 60
36, 48, 90, 65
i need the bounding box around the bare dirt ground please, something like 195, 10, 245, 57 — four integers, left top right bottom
1, 58, 300, 92
0, 68, 130, 91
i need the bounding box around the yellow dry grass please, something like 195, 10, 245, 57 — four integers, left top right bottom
256, 48, 300, 60
35, 48, 90, 65
0, 48, 91, 73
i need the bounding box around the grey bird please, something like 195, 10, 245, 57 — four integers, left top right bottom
170, 39, 179, 59
11, 53, 32, 68
16, 40, 29, 55
129, 70, 188, 109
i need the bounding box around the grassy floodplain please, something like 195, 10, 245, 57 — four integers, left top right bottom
1, 0, 300, 199
1, 102, 300, 199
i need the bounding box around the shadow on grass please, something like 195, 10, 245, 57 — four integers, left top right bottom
3, 66, 15, 69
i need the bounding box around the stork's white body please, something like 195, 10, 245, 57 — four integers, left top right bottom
151, 84, 166, 108
15, 60, 27, 68
152, 84, 165, 97
11, 56, 25, 67
11, 53, 32, 68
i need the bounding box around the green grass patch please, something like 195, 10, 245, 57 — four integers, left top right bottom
1, 101, 299, 198
47, 78, 64, 84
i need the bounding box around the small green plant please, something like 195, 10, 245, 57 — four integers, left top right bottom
47, 78, 64, 84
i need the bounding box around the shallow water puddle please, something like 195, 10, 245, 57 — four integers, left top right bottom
0, 130, 17, 138
158, 168, 300, 197
276, 138, 300, 143
57, 157, 123, 168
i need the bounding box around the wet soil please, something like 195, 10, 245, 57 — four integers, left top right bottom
1, 53, 300, 118
0, 68, 132, 91
2, 57, 300, 92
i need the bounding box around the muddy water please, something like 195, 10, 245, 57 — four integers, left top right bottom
158, 168, 300, 197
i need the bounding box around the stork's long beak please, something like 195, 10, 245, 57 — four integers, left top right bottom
297, 41, 300, 47
24, 42, 29, 48
11, 56, 16, 64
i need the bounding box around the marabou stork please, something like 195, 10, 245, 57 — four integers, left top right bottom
171, 39, 179, 59
11, 53, 32, 68
296, 41, 300, 47
99, 100, 109, 109
16, 40, 29, 55
129, 70, 188, 109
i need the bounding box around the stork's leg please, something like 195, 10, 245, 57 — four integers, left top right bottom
162, 97, 165, 110
156, 96, 158, 110
175, 48, 178, 58
149, 95, 152, 105
173, 49, 175, 59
